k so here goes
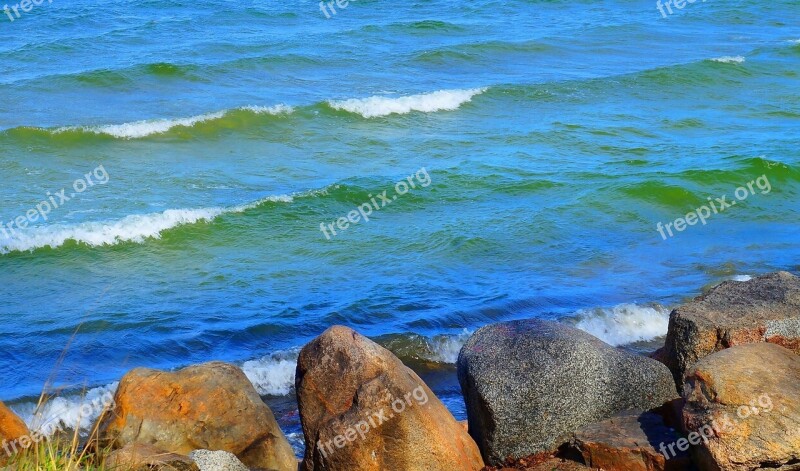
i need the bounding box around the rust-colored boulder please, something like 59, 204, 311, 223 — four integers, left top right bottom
656, 271, 800, 387
683, 343, 800, 471
106, 443, 199, 470
96, 361, 296, 471
568, 410, 691, 471
0, 401, 30, 461
296, 325, 484, 471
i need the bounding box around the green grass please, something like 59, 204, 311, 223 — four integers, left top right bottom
4, 434, 114, 471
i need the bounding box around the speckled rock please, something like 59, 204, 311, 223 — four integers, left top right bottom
655, 271, 800, 387
683, 343, 800, 471
458, 319, 677, 465
189, 450, 249, 471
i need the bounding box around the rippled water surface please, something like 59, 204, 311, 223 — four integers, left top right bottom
0, 0, 798, 450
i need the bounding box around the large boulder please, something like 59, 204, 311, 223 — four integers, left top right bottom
296, 325, 484, 471
683, 343, 800, 471
0, 401, 30, 461
657, 271, 800, 387
457, 319, 677, 464
96, 361, 296, 471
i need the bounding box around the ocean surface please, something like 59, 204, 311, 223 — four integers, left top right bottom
0, 0, 798, 455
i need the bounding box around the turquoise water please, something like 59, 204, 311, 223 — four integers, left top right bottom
0, 0, 798, 450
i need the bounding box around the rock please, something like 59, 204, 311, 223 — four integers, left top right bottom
296, 325, 484, 471
657, 271, 800, 387
189, 450, 249, 471
0, 401, 30, 461
106, 443, 199, 470
480, 452, 595, 471
458, 319, 677, 464
568, 410, 692, 471
96, 361, 296, 471
683, 343, 800, 471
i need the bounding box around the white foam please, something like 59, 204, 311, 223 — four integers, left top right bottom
426, 330, 472, 363
0, 194, 297, 254
241, 349, 299, 396
573, 303, 670, 346
328, 88, 487, 118
711, 56, 745, 64
11, 383, 118, 437
56, 105, 294, 139
240, 104, 295, 115
730, 274, 752, 282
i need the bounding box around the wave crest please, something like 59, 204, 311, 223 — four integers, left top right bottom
0, 194, 297, 255
242, 350, 299, 396
12, 383, 118, 437
572, 303, 670, 346
55, 105, 294, 139
711, 55, 746, 64
327, 88, 486, 118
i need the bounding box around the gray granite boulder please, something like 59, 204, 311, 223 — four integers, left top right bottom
655, 271, 800, 387
189, 450, 249, 471
457, 319, 677, 464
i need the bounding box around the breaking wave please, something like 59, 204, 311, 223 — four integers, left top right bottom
571, 303, 671, 346
327, 88, 487, 118
55, 105, 294, 139
0, 194, 299, 255
11, 383, 118, 438
711, 55, 746, 64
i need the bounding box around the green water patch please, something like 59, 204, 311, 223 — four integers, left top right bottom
413, 40, 556, 64
619, 181, 706, 209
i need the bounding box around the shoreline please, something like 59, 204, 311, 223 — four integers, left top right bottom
3, 271, 794, 471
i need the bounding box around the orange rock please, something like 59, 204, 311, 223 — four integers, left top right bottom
656, 271, 800, 387
0, 401, 30, 462
296, 325, 484, 471
96, 361, 296, 471
568, 410, 691, 471
683, 343, 800, 470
